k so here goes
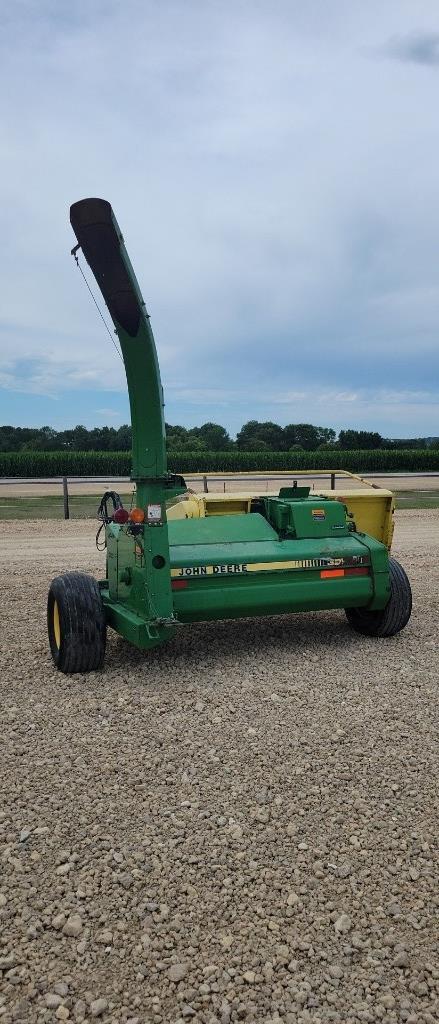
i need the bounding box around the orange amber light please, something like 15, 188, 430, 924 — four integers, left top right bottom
128, 507, 145, 524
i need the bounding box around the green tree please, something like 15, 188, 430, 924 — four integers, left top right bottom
282, 424, 336, 450
115, 424, 132, 450
286, 424, 319, 450
195, 422, 232, 451
166, 424, 207, 451
236, 420, 284, 450
339, 430, 383, 450
317, 426, 336, 445
165, 424, 189, 447
383, 437, 426, 450
243, 438, 270, 451
71, 425, 92, 451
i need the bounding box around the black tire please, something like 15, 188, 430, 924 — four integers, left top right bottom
48, 572, 106, 673
345, 557, 412, 638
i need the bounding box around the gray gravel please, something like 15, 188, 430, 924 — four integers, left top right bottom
0, 511, 438, 1024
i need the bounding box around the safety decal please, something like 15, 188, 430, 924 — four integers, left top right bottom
311, 508, 326, 520
147, 504, 162, 522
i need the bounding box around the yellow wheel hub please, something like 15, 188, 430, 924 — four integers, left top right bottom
53, 600, 61, 648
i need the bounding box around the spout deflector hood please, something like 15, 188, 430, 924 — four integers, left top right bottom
70, 198, 141, 337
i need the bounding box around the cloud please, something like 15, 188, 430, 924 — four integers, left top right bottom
385, 31, 439, 66
0, 1, 439, 435
95, 408, 122, 419
163, 383, 439, 437
0, 355, 125, 398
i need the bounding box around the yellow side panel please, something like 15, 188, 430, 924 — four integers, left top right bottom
166, 496, 204, 520
167, 494, 252, 520
204, 495, 253, 516
318, 489, 395, 549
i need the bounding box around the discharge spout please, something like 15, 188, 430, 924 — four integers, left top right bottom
70, 198, 167, 481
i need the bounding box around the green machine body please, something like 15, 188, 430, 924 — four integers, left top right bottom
47, 200, 412, 672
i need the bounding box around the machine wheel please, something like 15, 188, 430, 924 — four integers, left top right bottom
48, 572, 106, 673
345, 557, 412, 638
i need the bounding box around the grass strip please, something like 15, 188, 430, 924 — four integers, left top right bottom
1, 489, 439, 520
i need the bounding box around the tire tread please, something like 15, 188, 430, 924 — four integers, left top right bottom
346, 557, 412, 638
48, 572, 106, 673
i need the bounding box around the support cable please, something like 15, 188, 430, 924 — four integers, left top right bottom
72, 248, 123, 363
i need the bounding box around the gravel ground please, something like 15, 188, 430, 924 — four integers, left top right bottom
0, 511, 438, 1024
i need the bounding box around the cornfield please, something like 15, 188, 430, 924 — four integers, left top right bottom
0, 449, 438, 477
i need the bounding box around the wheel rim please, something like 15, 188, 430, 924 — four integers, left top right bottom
53, 600, 61, 648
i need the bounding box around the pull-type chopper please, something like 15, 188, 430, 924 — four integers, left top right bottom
47, 199, 412, 672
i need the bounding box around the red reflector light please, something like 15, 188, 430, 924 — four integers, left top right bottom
113, 507, 129, 524
321, 569, 345, 578
171, 579, 188, 590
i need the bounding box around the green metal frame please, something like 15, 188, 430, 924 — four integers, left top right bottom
70, 199, 184, 645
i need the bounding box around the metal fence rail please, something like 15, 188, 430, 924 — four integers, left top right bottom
0, 470, 437, 520
0, 470, 373, 521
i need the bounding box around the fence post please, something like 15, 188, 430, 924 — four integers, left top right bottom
330, 472, 335, 491
203, 475, 208, 493
62, 476, 70, 520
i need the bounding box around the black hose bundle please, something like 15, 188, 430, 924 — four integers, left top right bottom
97, 490, 123, 523
96, 491, 124, 550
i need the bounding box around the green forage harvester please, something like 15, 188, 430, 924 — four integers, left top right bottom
47, 199, 412, 673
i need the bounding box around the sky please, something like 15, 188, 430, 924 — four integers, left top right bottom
0, 0, 438, 439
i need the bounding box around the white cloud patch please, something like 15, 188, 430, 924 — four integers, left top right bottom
95, 407, 122, 419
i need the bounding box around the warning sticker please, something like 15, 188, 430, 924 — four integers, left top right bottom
311, 508, 326, 520
147, 504, 162, 522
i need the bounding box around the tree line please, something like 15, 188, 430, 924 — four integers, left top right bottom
0, 422, 436, 453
